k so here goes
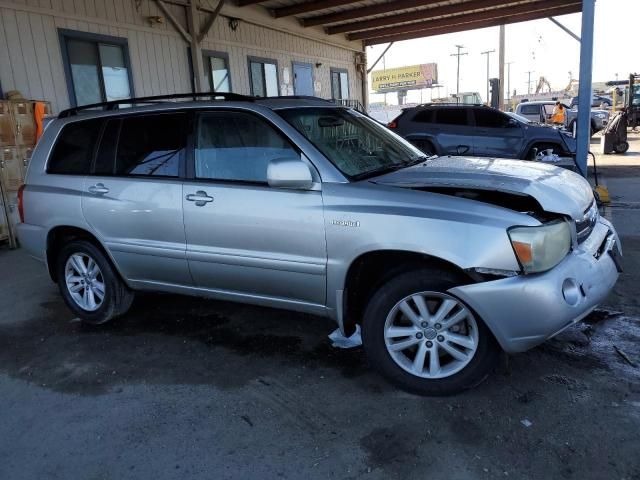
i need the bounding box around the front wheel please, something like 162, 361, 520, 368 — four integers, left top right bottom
362, 269, 499, 395
56, 240, 134, 325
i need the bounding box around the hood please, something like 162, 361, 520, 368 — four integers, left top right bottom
372, 156, 593, 220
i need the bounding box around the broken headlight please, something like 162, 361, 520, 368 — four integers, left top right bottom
508, 220, 571, 274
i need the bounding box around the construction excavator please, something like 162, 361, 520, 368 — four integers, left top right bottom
534, 76, 553, 94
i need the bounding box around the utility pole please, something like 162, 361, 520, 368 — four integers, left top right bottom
526, 70, 534, 94
498, 25, 505, 110
450, 45, 468, 99
481, 49, 495, 105
506, 61, 514, 106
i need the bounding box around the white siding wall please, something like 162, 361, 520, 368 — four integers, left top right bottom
0, 0, 364, 113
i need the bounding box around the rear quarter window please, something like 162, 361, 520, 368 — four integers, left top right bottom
47, 119, 104, 174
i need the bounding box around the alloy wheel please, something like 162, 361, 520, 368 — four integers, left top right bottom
383, 291, 479, 379
64, 253, 105, 312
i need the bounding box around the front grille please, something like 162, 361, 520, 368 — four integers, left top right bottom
575, 201, 598, 243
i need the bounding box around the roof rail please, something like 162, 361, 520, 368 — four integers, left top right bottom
58, 92, 255, 118
414, 102, 485, 107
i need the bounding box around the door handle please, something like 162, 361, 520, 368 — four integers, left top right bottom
88, 183, 109, 195
185, 190, 214, 206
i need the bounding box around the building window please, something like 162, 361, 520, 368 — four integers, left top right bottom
248, 57, 279, 97
330, 68, 349, 100
204, 51, 231, 93
59, 29, 133, 107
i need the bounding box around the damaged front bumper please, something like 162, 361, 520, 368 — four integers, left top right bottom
449, 218, 621, 353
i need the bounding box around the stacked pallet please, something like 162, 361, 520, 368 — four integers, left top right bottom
0, 99, 51, 248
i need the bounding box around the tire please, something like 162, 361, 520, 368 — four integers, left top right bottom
614, 141, 629, 154
362, 268, 499, 396
56, 240, 134, 325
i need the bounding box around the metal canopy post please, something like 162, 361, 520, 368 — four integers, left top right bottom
575, 0, 596, 177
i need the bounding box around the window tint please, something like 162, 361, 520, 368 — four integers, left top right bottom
115, 113, 185, 177
519, 104, 539, 115
48, 119, 103, 174
474, 109, 511, 128
94, 119, 120, 175
412, 109, 434, 123
434, 108, 468, 126
196, 111, 297, 183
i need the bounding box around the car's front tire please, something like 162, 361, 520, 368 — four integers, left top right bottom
56, 240, 134, 325
362, 268, 499, 396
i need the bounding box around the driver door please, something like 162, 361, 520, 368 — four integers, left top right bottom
182, 110, 327, 307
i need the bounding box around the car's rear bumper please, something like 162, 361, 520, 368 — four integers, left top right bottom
450, 218, 620, 353
16, 222, 47, 263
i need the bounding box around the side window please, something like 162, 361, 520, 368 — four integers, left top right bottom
434, 108, 469, 126
519, 104, 539, 115
204, 51, 231, 93
195, 111, 298, 183
115, 113, 186, 177
412, 110, 434, 123
474, 109, 511, 128
330, 68, 349, 99
47, 119, 103, 174
249, 57, 279, 97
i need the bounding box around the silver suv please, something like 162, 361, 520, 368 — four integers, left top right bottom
17, 94, 621, 395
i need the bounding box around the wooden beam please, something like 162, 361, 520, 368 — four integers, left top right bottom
198, 0, 225, 42
186, 0, 205, 92
236, 0, 265, 6
349, 0, 579, 40
272, 0, 362, 19
155, 0, 191, 43
302, 0, 442, 27
326, 0, 519, 35
364, 3, 582, 45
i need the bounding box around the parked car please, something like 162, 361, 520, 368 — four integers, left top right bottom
515, 100, 609, 135
570, 95, 613, 108
17, 94, 621, 395
388, 104, 576, 159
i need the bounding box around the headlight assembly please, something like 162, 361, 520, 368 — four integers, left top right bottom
508, 221, 571, 273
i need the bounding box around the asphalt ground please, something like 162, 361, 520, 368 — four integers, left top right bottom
0, 134, 639, 480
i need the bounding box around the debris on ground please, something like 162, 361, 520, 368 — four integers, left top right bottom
328, 325, 362, 349
520, 419, 533, 428
613, 345, 638, 368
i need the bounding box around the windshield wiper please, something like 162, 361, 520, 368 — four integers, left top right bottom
352, 156, 431, 181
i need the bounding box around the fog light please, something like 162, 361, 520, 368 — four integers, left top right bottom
562, 278, 580, 306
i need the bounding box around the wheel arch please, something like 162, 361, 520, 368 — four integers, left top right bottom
46, 226, 127, 285
340, 249, 474, 337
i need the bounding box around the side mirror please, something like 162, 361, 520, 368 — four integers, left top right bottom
267, 158, 314, 190
507, 118, 519, 127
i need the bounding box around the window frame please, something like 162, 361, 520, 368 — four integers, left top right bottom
187, 109, 303, 187
58, 29, 135, 108
330, 67, 349, 100
247, 56, 280, 97
203, 50, 232, 93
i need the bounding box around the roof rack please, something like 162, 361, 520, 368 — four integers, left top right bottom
58, 92, 255, 118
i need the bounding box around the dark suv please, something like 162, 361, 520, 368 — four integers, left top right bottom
388, 104, 576, 160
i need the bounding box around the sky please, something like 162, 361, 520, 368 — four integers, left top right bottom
366, 0, 639, 104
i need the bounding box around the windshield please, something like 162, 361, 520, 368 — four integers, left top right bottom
276, 107, 426, 180
505, 111, 532, 124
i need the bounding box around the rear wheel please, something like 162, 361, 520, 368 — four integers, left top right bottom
362, 268, 499, 396
56, 240, 134, 325
614, 141, 629, 153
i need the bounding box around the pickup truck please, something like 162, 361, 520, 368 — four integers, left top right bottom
515, 100, 609, 135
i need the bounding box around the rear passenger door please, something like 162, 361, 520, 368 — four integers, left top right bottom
472, 108, 524, 158
81, 112, 192, 286
182, 110, 326, 307
431, 107, 474, 156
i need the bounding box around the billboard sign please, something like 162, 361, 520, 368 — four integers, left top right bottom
371, 64, 438, 93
